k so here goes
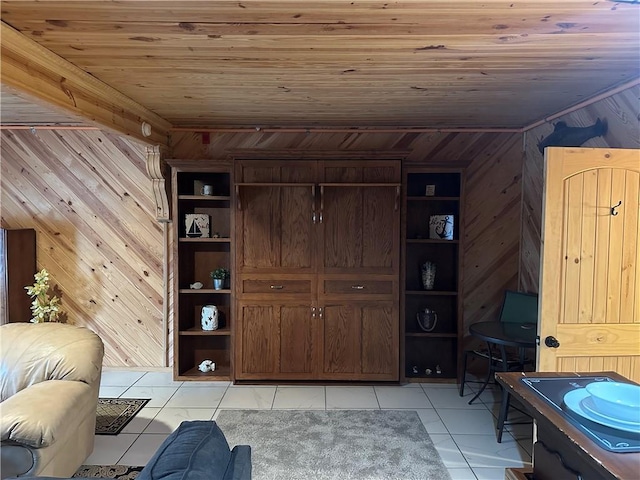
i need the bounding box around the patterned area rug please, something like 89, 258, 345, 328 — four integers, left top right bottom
216, 409, 452, 480
73, 465, 144, 479
96, 398, 150, 435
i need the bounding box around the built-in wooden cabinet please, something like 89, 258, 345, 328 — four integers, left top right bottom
235, 159, 401, 381
169, 159, 464, 384
0, 228, 36, 325
402, 169, 464, 382
169, 161, 233, 381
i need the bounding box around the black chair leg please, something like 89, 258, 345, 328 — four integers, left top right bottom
496, 387, 511, 443
459, 350, 469, 397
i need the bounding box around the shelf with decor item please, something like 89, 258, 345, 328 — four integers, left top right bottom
401, 169, 464, 383
168, 161, 234, 381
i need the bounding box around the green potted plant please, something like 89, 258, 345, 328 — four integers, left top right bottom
210, 268, 230, 290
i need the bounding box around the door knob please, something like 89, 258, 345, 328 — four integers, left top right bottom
544, 336, 560, 348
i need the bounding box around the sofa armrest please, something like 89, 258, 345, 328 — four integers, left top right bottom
1, 380, 92, 448
224, 445, 252, 480
138, 421, 251, 480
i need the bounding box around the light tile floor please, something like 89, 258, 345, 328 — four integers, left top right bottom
92, 369, 533, 479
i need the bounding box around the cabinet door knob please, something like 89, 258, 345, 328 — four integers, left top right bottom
351, 285, 365, 290
270, 285, 284, 290
319, 307, 323, 318
311, 306, 316, 318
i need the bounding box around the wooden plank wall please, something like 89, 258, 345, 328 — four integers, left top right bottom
0, 129, 165, 366
521, 84, 640, 293
171, 130, 523, 335
462, 135, 523, 329
0, 128, 522, 367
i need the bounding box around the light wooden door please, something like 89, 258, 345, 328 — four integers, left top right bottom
539, 147, 640, 382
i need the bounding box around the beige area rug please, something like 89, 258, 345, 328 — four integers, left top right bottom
216, 409, 453, 480
95, 398, 150, 435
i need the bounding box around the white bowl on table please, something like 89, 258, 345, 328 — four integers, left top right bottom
585, 382, 640, 423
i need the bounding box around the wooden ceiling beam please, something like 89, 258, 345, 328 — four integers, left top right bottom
0, 22, 171, 145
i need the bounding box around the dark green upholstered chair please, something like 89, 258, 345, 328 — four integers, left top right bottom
459, 290, 539, 442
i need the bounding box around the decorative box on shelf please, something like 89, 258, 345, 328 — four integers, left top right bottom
428, 214, 455, 240
185, 213, 210, 238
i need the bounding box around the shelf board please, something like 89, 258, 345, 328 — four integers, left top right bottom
179, 237, 231, 243
406, 332, 458, 338
177, 365, 231, 380
406, 376, 456, 383
179, 288, 232, 294
406, 239, 459, 244
407, 196, 460, 201
406, 290, 458, 296
178, 195, 230, 201
179, 327, 231, 336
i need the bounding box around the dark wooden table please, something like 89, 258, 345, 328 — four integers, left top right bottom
497, 371, 640, 480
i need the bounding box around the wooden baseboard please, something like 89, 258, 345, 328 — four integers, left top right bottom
505, 467, 533, 480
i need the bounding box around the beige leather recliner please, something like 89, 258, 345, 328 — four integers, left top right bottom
0, 323, 104, 478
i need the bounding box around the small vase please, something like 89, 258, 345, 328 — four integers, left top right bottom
201, 305, 219, 331
213, 278, 224, 290
421, 262, 436, 290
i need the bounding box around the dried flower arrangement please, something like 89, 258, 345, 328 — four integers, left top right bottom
24, 269, 63, 322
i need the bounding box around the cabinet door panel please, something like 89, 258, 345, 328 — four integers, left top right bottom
241, 186, 281, 268
322, 302, 398, 380
237, 301, 315, 379
280, 305, 315, 373
322, 186, 396, 272
323, 187, 363, 269
281, 186, 314, 268
323, 304, 360, 374
240, 185, 313, 271
239, 304, 279, 374
362, 304, 396, 375
362, 187, 395, 268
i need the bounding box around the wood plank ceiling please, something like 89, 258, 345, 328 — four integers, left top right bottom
1, 0, 639, 130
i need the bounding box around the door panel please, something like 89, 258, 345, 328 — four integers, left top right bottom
281, 186, 313, 268
237, 301, 315, 379
280, 305, 315, 374
241, 186, 281, 268
361, 304, 396, 375
539, 148, 640, 381
362, 187, 395, 268
239, 184, 314, 271
238, 304, 279, 375
321, 186, 397, 273
322, 301, 398, 380
322, 186, 363, 270
322, 304, 360, 374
